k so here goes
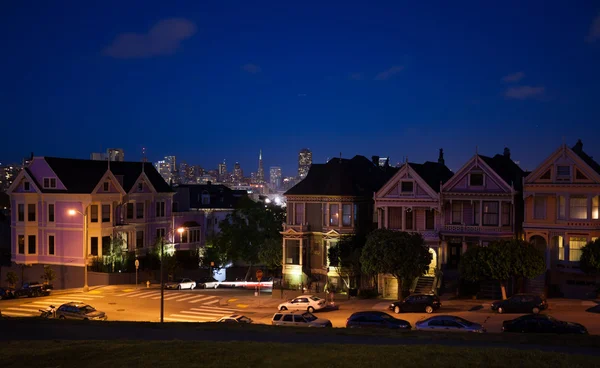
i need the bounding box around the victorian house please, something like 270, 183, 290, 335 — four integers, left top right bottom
374, 149, 453, 299
8, 157, 204, 284
281, 155, 394, 289
439, 148, 526, 290
523, 140, 600, 298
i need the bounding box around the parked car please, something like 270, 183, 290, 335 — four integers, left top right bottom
272, 311, 332, 327
56, 302, 107, 321
195, 277, 220, 289
13, 282, 52, 298
389, 294, 441, 314
346, 311, 411, 330
502, 314, 587, 334
415, 315, 485, 333
278, 295, 327, 313
0, 287, 15, 300
165, 278, 196, 290
216, 315, 253, 324
491, 294, 547, 314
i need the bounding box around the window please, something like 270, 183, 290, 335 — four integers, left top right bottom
294, 203, 304, 225
48, 204, 54, 222
353, 204, 358, 223
482, 201, 499, 226
401, 182, 413, 193
285, 239, 300, 264
556, 165, 570, 180
593, 196, 599, 220
452, 202, 462, 224
18, 204, 24, 221
405, 209, 413, 230
533, 197, 546, 220
425, 209, 435, 230
101, 204, 110, 223
569, 196, 587, 220
329, 204, 339, 226
90, 205, 98, 223
156, 228, 166, 240
469, 173, 484, 186
126, 203, 134, 219
90, 237, 98, 256
24, 181, 30, 191
342, 204, 352, 226
28, 235, 36, 254
18, 235, 25, 254
48, 235, 55, 255
136, 202, 144, 219
43, 178, 57, 189
189, 229, 201, 243
137, 182, 143, 192
501, 203, 511, 226
181, 230, 188, 243
569, 237, 587, 262
558, 196, 566, 220
136, 231, 144, 249
557, 236, 564, 261
102, 236, 111, 255
103, 182, 110, 191
473, 201, 480, 225
28, 204, 36, 221
156, 201, 165, 218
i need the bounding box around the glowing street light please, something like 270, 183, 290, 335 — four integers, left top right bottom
159, 226, 185, 323
67, 207, 89, 292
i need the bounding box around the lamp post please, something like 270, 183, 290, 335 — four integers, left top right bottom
160, 227, 185, 323
68, 208, 89, 292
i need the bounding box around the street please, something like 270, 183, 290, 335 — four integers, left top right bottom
1, 286, 598, 335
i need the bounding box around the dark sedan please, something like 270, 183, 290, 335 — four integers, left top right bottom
502, 314, 587, 334
346, 311, 411, 330
389, 294, 441, 314
491, 294, 547, 314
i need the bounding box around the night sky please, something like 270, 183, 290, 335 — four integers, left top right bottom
2, 1, 600, 176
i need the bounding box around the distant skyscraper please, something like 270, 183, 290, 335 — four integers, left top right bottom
257, 149, 265, 183
269, 166, 282, 190
218, 160, 227, 182
154, 155, 176, 184
298, 148, 312, 179
378, 157, 389, 167
90, 148, 125, 161
233, 162, 243, 182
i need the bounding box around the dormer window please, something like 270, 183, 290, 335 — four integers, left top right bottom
137, 182, 143, 192
43, 178, 57, 189
24, 181, 30, 191
400, 182, 413, 193
469, 173, 484, 187
556, 165, 571, 181
103, 182, 110, 192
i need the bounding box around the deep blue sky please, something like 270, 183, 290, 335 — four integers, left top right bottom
2, 1, 600, 176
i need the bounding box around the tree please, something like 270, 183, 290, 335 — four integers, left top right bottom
41, 265, 56, 285
6, 271, 18, 288
328, 234, 365, 289
580, 238, 600, 275
258, 238, 282, 274
459, 239, 545, 299
105, 236, 126, 272
361, 229, 432, 299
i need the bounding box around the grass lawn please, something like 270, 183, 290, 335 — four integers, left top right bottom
0, 340, 597, 368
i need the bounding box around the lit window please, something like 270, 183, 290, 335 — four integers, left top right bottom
568, 237, 587, 262
569, 196, 587, 220
593, 196, 599, 220
329, 204, 339, 226
556, 236, 564, 261
557, 196, 566, 220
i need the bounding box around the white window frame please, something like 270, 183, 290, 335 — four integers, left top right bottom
27, 234, 37, 255
17, 234, 25, 254
43, 177, 57, 189
47, 234, 56, 256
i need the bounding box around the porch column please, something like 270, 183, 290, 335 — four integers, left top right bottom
299, 238, 303, 266
441, 241, 448, 264
401, 207, 405, 231
545, 247, 551, 271
461, 241, 467, 254
282, 239, 286, 268
479, 200, 483, 226
383, 206, 388, 229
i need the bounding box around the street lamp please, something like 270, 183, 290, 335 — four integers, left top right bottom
68, 208, 89, 292
160, 226, 185, 323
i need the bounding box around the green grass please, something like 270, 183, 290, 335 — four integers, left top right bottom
0, 340, 597, 368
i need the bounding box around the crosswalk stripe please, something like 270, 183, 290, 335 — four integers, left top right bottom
179, 310, 226, 317
163, 317, 201, 322
204, 299, 219, 305
188, 296, 216, 304
190, 306, 236, 313
138, 292, 160, 299
169, 313, 216, 321
14, 305, 41, 310
172, 295, 200, 302
126, 291, 157, 298
4, 307, 40, 313
0, 311, 34, 317
163, 294, 184, 301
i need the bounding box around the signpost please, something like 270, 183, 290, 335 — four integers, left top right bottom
255, 269, 263, 298
135, 259, 140, 289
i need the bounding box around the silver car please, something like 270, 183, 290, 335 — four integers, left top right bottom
415, 315, 485, 333
56, 302, 107, 321
272, 311, 332, 327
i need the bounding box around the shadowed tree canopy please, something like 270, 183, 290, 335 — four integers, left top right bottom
580, 238, 600, 275
328, 233, 366, 289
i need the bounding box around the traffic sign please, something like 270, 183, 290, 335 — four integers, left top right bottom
135, 259, 140, 269
256, 269, 263, 281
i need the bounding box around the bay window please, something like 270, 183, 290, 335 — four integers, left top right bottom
482, 201, 499, 226
342, 204, 352, 226
569, 196, 587, 220
451, 202, 462, 224
593, 196, 599, 220
329, 204, 339, 226
568, 237, 587, 262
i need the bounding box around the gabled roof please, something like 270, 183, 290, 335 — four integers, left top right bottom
478, 154, 526, 191
572, 139, 600, 176
175, 183, 247, 209
408, 161, 453, 192
42, 157, 173, 194
285, 155, 395, 197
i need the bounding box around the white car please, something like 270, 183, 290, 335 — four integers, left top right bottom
278, 295, 326, 313
165, 278, 196, 290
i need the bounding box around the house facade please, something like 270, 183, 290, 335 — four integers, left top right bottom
374, 150, 453, 298
281, 155, 394, 289
8, 157, 204, 273
439, 148, 526, 291
523, 140, 600, 298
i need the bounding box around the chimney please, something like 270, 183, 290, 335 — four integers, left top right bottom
438, 149, 445, 165
503, 147, 511, 159
372, 156, 380, 166
574, 139, 583, 152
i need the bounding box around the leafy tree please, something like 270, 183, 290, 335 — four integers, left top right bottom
328, 234, 365, 289
105, 236, 126, 272
6, 271, 18, 288
258, 238, 282, 274
580, 238, 600, 275
41, 265, 56, 284
459, 239, 545, 299
361, 229, 431, 299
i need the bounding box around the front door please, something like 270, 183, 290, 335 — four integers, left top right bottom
448, 243, 461, 269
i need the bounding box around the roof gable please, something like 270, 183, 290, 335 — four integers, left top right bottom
128, 173, 157, 194
525, 143, 600, 185
442, 154, 515, 193
6, 169, 42, 194
376, 161, 451, 200
91, 170, 126, 195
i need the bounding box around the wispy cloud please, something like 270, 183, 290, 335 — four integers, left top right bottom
586, 13, 600, 43
242, 63, 262, 74
349, 73, 363, 80
103, 18, 197, 59
374, 65, 404, 80
505, 86, 545, 100
502, 72, 525, 83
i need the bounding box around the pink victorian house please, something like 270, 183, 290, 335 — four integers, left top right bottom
8, 157, 204, 275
